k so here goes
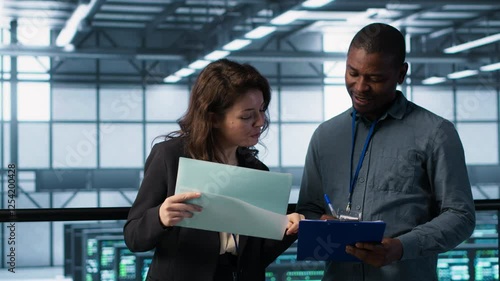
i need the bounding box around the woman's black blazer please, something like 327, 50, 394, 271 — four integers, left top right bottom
124, 137, 297, 281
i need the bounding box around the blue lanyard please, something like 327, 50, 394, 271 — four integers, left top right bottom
348, 109, 377, 212
231, 233, 239, 254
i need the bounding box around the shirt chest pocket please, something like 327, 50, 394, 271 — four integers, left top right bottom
371, 147, 421, 193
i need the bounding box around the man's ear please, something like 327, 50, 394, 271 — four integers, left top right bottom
398, 62, 409, 84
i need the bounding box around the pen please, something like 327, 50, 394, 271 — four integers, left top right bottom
323, 194, 339, 218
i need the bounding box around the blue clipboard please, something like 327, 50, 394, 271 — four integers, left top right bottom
297, 220, 386, 262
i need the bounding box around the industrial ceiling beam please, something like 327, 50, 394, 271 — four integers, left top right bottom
0, 45, 491, 64
145, 0, 186, 33
183, 2, 268, 53
229, 50, 491, 64
0, 45, 184, 61
428, 10, 500, 39
325, 0, 500, 8
55, 0, 107, 46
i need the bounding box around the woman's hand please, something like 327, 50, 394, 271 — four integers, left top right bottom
285, 212, 305, 235
159, 192, 203, 227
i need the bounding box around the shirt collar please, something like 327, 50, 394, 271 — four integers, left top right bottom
349, 90, 408, 122
384, 90, 407, 120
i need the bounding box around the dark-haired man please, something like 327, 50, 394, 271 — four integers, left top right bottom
296, 23, 475, 281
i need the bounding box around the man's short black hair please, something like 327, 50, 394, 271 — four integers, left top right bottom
348, 23, 406, 66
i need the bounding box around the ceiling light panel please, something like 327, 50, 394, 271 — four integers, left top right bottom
244, 26, 276, 39
165, 15, 216, 23
480, 62, 500, 72
175, 7, 226, 16
174, 68, 195, 77
300, 11, 360, 21
307, 21, 386, 34
185, 0, 238, 6
403, 20, 453, 27
107, 0, 178, 4
271, 10, 305, 25
189, 60, 211, 69
385, 3, 421, 10
420, 11, 478, 19
369, 9, 402, 19
257, 9, 273, 17
222, 39, 251, 51
302, 0, 335, 8
422, 76, 447, 85
405, 27, 434, 34
442, 4, 495, 11
100, 4, 163, 13
447, 70, 478, 79
204, 50, 230, 60
444, 33, 500, 53
164, 75, 181, 83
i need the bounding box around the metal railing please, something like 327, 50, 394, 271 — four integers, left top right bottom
0, 200, 498, 222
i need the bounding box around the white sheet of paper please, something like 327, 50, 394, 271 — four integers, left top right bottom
174, 157, 292, 240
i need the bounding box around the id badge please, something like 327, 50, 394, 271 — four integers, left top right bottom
337, 209, 361, 221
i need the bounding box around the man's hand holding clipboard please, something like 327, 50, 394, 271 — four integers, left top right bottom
296, 219, 387, 262
345, 237, 403, 267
